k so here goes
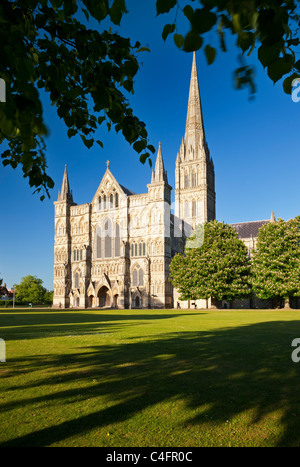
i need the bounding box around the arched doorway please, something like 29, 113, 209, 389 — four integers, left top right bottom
135, 296, 140, 308
113, 294, 118, 308
88, 295, 94, 307
98, 286, 111, 308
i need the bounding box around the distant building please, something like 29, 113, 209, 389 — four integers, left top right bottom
0, 283, 13, 300
231, 213, 276, 257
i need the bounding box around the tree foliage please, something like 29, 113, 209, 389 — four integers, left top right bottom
156, 0, 300, 97
252, 217, 300, 306
170, 220, 251, 302
0, 0, 154, 199
43, 290, 54, 305
1, 1, 299, 199
15, 274, 47, 304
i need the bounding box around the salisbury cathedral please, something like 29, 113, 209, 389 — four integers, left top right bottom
53, 53, 273, 309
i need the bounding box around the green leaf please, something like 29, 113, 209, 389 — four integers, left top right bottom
183, 5, 193, 22
204, 44, 216, 65
67, 128, 77, 138
183, 31, 203, 53
295, 60, 300, 72
190, 9, 217, 34
162, 23, 175, 41
80, 134, 94, 148
237, 32, 255, 54
267, 58, 292, 83
109, 0, 127, 25
174, 34, 184, 49
136, 47, 151, 53
156, 0, 177, 15
147, 144, 156, 154
258, 43, 281, 68
139, 151, 150, 164
133, 140, 147, 154
63, 1, 78, 17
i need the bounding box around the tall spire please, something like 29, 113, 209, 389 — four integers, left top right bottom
185, 52, 206, 150
58, 164, 73, 202
153, 142, 168, 183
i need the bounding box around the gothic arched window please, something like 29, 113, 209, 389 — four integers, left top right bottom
115, 224, 120, 257
132, 265, 144, 287
104, 219, 112, 258
74, 272, 80, 289
96, 226, 102, 258
184, 201, 190, 218
138, 268, 144, 286
132, 268, 138, 287
192, 200, 197, 217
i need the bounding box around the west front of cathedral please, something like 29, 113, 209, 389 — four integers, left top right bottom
53, 53, 271, 310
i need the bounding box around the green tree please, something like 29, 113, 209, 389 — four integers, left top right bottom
157, 0, 300, 97
0, 0, 154, 199
43, 290, 54, 306
15, 275, 46, 304
252, 217, 300, 308
170, 220, 251, 306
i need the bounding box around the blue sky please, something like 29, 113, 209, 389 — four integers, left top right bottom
0, 1, 299, 291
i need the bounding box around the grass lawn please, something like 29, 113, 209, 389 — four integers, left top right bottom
1, 307, 300, 447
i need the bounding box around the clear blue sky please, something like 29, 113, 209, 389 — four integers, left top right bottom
0, 1, 299, 291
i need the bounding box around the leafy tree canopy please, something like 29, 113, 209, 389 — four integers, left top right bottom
156, 0, 300, 96
170, 220, 251, 302
252, 217, 300, 306
43, 290, 54, 305
0, 0, 154, 199
1, 1, 299, 199
14, 274, 46, 303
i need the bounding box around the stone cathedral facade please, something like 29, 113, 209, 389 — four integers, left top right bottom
53, 53, 272, 309
53, 52, 217, 309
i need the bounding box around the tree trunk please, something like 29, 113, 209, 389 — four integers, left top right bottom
284, 297, 290, 309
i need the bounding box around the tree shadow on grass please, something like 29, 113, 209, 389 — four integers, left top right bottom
1, 319, 300, 446
0, 310, 200, 341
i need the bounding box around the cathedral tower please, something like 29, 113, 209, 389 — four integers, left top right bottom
147, 143, 173, 307
53, 165, 74, 308
175, 52, 215, 232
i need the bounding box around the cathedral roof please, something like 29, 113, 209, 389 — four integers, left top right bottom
119, 184, 136, 196
231, 220, 270, 239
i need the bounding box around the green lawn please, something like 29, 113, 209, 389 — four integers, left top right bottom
1, 307, 300, 447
